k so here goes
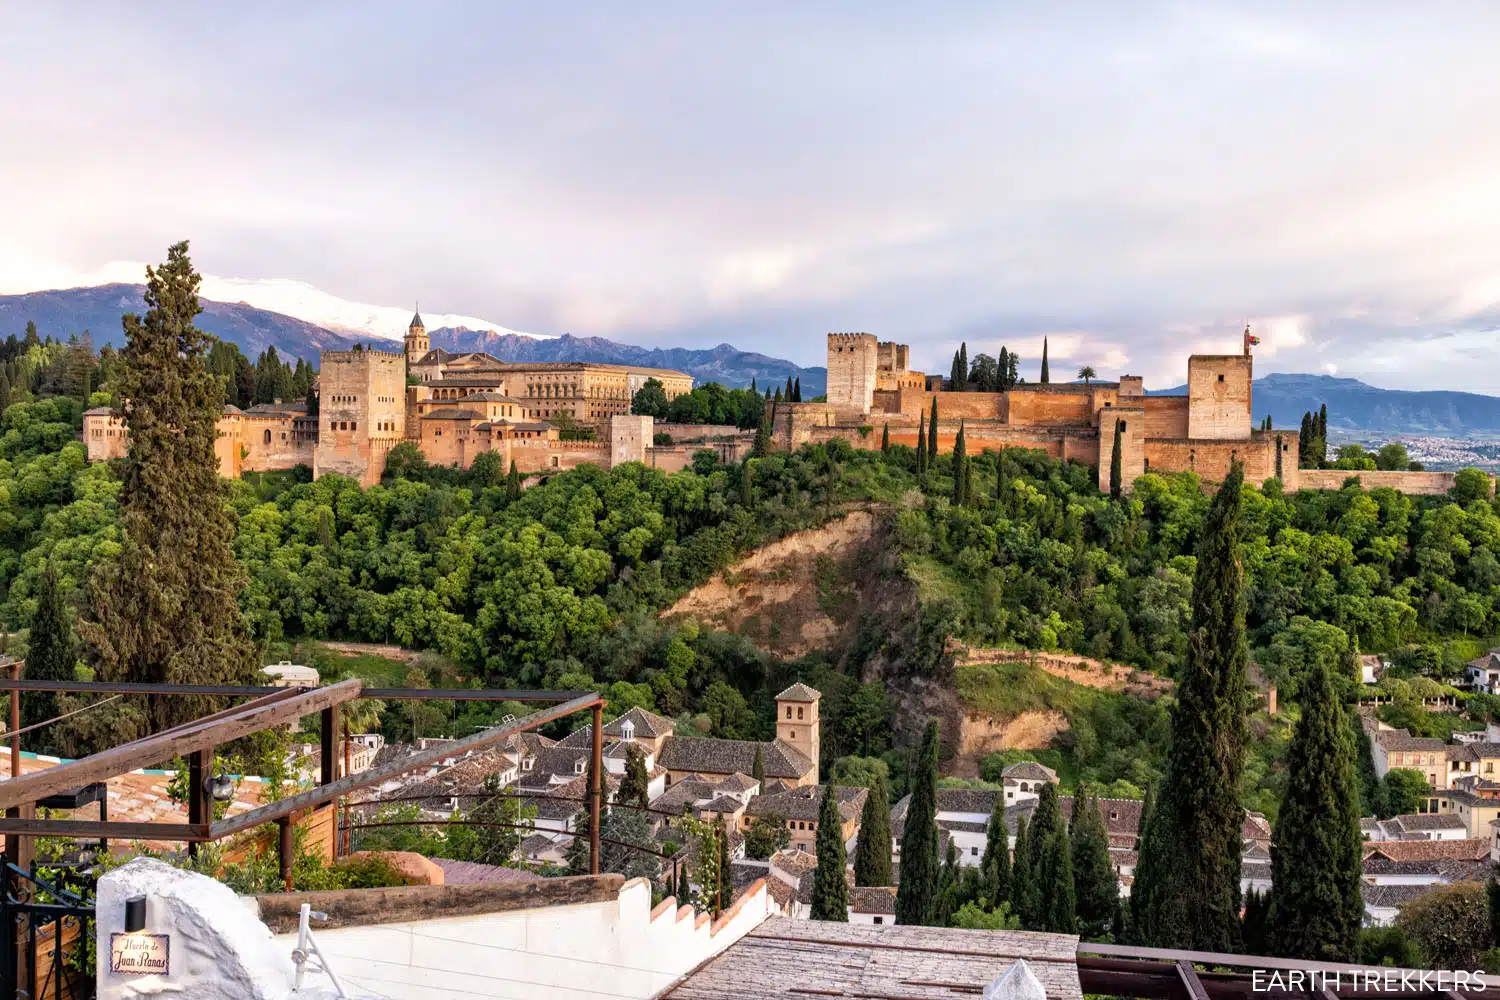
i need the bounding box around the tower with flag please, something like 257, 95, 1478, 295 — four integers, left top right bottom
1243, 324, 1261, 356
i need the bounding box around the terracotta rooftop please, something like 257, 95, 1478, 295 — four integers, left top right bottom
1363, 838, 1492, 862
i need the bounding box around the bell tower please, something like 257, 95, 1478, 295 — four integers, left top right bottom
404, 307, 429, 365
775, 682, 821, 772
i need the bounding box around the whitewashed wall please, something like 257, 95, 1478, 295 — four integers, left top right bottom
277, 877, 771, 1000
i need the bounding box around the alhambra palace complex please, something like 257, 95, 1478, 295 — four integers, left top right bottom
83, 316, 1475, 494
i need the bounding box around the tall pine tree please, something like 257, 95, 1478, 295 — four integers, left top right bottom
1042, 830, 1077, 933
24, 560, 77, 746
998, 347, 1011, 390
79, 242, 259, 733
1027, 784, 1065, 927
1010, 815, 1038, 928
895, 721, 940, 925
854, 774, 893, 887
916, 414, 928, 475
1069, 787, 1119, 939
950, 346, 966, 390
811, 783, 850, 920
1040, 337, 1050, 383
881, 423, 890, 454
1128, 781, 1155, 939
1110, 419, 1124, 500
981, 790, 1010, 907
1267, 658, 1363, 961
952, 421, 967, 506
1132, 463, 1249, 951
927, 398, 938, 458
793, 377, 801, 402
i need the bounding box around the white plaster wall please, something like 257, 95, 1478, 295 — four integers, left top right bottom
277, 877, 772, 1000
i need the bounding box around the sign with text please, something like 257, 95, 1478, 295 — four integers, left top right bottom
109, 932, 170, 976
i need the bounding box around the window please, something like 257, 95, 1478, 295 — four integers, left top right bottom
971, 846, 979, 856
796, 707, 804, 720
263, 429, 272, 445
1217, 374, 1225, 382
785, 707, 792, 719
790, 730, 795, 740
873, 916, 884, 925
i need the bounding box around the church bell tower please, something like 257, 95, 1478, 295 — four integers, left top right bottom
404, 307, 429, 365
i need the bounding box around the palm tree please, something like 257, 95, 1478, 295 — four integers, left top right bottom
1077, 366, 1097, 385
342, 698, 387, 735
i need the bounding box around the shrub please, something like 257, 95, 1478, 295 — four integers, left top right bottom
1395, 882, 1490, 968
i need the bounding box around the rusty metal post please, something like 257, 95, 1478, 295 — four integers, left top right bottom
278, 817, 294, 891
5, 659, 32, 872
320, 706, 336, 787
590, 702, 602, 876
187, 748, 209, 860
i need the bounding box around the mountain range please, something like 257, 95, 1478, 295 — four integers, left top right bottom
0, 285, 828, 396
8, 284, 1500, 435
1153, 373, 1500, 437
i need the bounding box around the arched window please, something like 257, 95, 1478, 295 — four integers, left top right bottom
263, 429, 272, 445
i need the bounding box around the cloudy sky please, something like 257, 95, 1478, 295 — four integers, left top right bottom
4, 3, 1500, 390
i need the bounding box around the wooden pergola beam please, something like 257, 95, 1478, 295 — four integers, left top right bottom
0, 678, 591, 702
0, 818, 211, 841
210, 691, 604, 840
0, 679, 363, 811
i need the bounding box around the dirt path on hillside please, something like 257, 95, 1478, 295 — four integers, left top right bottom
956, 646, 1174, 699
307, 640, 426, 665
661, 510, 878, 658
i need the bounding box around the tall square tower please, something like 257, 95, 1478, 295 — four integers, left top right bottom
315, 349, 407, 485
775, 682, 821, 771
827, 333, 878, 412
1187, 355, 1253, 440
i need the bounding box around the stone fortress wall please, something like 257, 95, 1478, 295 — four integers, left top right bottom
784, 330, 1492, 496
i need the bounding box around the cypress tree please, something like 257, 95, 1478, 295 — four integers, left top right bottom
749, 377, 757, 394
0, 374, 10, 413
774, 387, 783, 403
1109, 419, 1123, 500
895, 720, 940, 925
793, 377, 801, 402
998, 347, 1010, 390
79, 242, 259, 733
24, 560, 77, 744
752, 745, 765, 788
1275, 433, 1284, 481
811, 783, 850, 920
958, 343, 968, 390
1070, 787, 1119, 940
785, 377, 794, 402
716, 814, 733, 912
952, 420, 967, 506
740, 460, 754, 507
619, 744, 651, 812
753, 406, 773, 458
1042, 830, 1077, 933
1242, 887, 1271, 955
927, 398, 938, 458
1028, 783, 1064, 926
1132, 462, 1249, 951
1267, 658, 1363, 961
981, 790, 1010, 907
1128, 781, 1155, 939
506, 459, 522, 501
1040, 337, 1050, 383
936, 839, 961, 925
854, 774, 893, 887
916, 414, 928, 475
881, 422, 889, 454
1298, 412, 1311, 466
950, 347, 965, 390
1011, 815, 1037, 928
